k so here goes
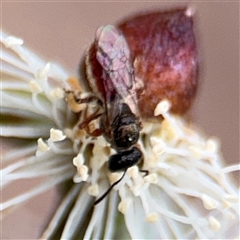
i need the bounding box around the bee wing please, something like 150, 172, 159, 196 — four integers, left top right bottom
95, 25, 139, 116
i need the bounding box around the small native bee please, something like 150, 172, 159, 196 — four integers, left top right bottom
69, 8, 198, 204
69, 25, 146, 204
92, 25, 147, 204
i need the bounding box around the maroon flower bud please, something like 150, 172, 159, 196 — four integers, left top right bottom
118, 7, 198, 118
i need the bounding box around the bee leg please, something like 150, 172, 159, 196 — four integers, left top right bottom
78, 107, 103, 137
74, 93, 101, 105
65, 89, 102, 105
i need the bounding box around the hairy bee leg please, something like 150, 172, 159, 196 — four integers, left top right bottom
65, 89, 102, 105
78, 105, 103, 137
64, 88, 103, 137
80, 105, 102, 128
74, 94, 101, 105
80, 113, 103, 137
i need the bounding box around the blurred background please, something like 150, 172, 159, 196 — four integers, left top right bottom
1, 1, 239, 239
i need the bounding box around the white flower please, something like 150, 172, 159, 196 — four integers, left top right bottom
1, 31, 239, 239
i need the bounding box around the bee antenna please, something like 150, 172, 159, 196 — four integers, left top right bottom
94, 170, 127, 205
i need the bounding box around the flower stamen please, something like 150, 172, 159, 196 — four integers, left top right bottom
35, 62, 51, 79
208, 216, 221, 231
28, 81, 43, 93
4, 36, 24, 48
50, 128, 66, 142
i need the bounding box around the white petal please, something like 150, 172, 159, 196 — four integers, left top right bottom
61, 184, 93, 239
2, 169, 73, 216
40, 184, 82, 239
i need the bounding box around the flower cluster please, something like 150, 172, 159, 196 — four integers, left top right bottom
1, 31, 239, 239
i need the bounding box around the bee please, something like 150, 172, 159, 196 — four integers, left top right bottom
69, 8, 198, 204
68, 25, 146, 205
